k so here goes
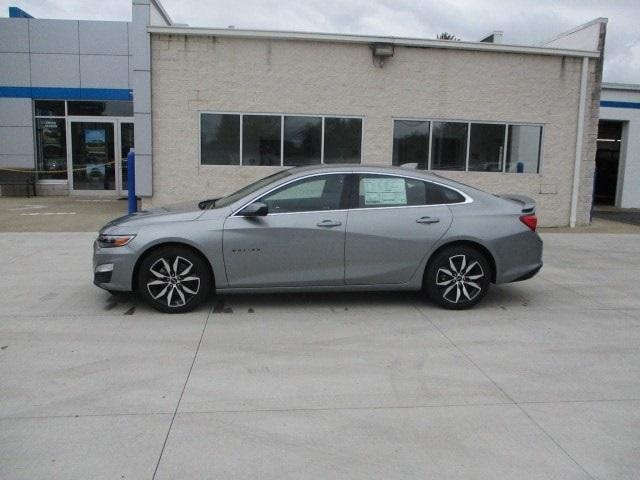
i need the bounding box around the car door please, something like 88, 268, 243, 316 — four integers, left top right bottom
223, 173, 349, 287
345, 173, 459, 285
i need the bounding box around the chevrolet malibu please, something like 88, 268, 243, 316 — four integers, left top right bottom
93, 165, 542, 313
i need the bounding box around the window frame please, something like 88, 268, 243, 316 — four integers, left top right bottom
231, 171, 471, 217
199, 112, 364, 167
33, 99, 134, 183
392, 117, 544, 174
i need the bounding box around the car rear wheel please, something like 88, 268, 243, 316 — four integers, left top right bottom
137, 245, 212, 313
425, 245, 491, 310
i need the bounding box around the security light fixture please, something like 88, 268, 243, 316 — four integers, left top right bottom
373, 43, 394, 57
371, 43, 394, 67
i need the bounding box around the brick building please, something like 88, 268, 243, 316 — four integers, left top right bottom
0, 0, 609, 227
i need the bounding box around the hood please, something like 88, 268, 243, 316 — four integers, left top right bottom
100, 201, 205, 233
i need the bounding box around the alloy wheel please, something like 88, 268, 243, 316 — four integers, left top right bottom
435, 254, 485, 304
146, 256, 201, 308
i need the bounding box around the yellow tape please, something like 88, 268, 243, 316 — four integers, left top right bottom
0, 160, 119, 174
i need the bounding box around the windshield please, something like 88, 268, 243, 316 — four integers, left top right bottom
210, 169, 293, 209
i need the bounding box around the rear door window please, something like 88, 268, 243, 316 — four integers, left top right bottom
354, 175, 465, 208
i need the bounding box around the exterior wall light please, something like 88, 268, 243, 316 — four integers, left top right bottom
371, 43, 394, 67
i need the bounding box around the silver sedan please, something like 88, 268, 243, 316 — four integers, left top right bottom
93, 165, 543, 313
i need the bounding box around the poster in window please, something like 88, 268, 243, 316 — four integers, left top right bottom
362, 178, 407, 205
85, 128, 107, 177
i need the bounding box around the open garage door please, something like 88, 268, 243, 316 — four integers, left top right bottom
595, 120, 623, 206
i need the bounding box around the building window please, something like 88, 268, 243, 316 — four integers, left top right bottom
283, 116, 322, 166
392, 119, 542, 173
392, 120, 428, 168
201, 113, 240, 165
199, 113, 363, 166
469, 123, 505, 172
67, 101, 133, 117
431, 122, 468, 171
34, 100, 65, 117
324, 117, 362, 164
506, 125, 542, 173
35, 118, 67, 180
242, 115, 281, 166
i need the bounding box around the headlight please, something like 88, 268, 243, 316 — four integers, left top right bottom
97, 234, 136, 248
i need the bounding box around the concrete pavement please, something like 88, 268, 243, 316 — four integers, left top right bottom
0, 196, 127, 232
0, 232, 639, 479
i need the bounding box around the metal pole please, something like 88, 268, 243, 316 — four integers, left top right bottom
127, 148, 137, 214
569, 57, 589, 228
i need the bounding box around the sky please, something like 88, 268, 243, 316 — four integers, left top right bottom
2, 0, 639, 84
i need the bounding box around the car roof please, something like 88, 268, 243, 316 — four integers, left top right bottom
287, 164, 433, 176
283, 164, 492, 199
286, 164, 463, 185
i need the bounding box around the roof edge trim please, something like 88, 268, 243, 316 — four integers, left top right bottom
602, 82, 640, 92
147, 26, 600, 58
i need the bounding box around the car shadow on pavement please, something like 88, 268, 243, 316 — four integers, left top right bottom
101, 282, 551, 317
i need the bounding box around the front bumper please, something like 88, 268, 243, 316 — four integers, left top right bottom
92, 240, 138, 292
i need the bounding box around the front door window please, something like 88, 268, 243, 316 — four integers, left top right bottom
260, 174, 347, 213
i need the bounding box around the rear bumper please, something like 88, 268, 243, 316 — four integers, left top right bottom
511, 263, 542, 282
494, 230, 543, 284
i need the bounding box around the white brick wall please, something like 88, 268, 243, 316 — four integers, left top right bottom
149, 34, 599, 227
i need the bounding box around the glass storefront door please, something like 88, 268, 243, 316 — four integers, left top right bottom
70, 121, 116, 191
69, 119, 132, 194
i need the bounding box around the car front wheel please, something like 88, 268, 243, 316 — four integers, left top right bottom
137, 245, 212, 313
425, 245, 491, 310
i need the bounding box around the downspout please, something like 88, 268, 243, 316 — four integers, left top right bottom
569, 56, 589, 228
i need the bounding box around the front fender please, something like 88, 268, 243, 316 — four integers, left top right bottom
129, 219, 227, 290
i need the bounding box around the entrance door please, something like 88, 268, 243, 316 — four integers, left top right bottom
595, 120, 623, 206
70, 121, 116, 191
119, 122, 134, 193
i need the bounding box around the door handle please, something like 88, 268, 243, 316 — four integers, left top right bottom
416, 216, 440, 224
316, 219, 342, 228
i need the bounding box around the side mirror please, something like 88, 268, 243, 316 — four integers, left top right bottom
239, 201, 268, 217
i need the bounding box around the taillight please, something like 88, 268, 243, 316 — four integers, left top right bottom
519, 215, 538, 231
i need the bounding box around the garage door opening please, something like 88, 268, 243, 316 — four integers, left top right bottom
594, 120, 623, 206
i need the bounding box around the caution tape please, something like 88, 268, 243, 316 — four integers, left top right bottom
0, 160, 120, 174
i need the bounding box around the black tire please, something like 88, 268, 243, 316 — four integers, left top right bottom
137, 245, 212, 314
107, 289, 131, 298
425, 245, 491, 310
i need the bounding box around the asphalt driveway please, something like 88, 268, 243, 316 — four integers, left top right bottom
0, 232, 639, 479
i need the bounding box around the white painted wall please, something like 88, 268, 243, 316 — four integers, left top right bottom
544, 20, 604, 51
600, 86, 640, 208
